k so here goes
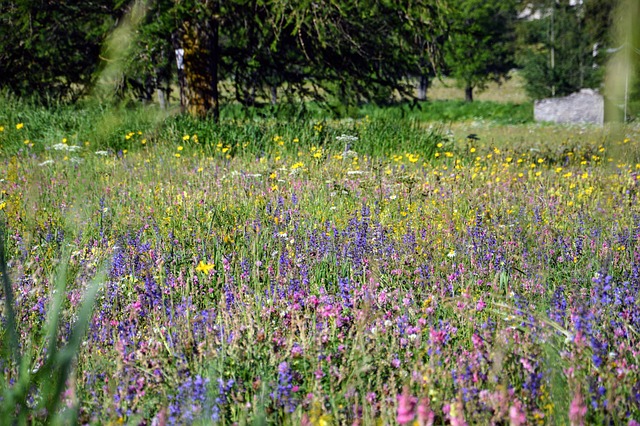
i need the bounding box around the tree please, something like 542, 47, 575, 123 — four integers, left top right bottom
282, 1, 448, 108
444, 0, 518, 102
119, 0, 178, 108
0, 1, 120, 103
168, 0, 449, 118
516, 0, 617, 100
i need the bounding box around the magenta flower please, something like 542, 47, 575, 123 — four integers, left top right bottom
569, 391, 587, 426
416, 397, 435, 426
397, 386, 416, 425
509, 399, 526, 426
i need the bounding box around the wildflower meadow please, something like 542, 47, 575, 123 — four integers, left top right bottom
1, 105, 640, 425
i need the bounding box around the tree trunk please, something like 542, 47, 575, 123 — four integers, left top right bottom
182, 2, 219, 121
465, 85, 473, 102
417, 75, 429, 101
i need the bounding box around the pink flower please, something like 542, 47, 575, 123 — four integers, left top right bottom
417, 398, 435, 426
445, 400, 467, 426
509, 399, 526, 426
397, 386, 416, 425
569, 391, 587, 426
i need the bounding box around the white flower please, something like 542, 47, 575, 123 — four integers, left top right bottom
95, 150, 109, 156
336, 134, 359, 143
347, 170, 366, 175
447, 250, 456, 258
52, 143, 81, 152
39, 160, 55, 166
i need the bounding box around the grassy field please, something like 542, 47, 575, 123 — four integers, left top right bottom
423, 71, 530, 104
1, 95, 640, 425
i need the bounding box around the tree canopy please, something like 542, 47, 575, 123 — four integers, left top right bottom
0, 0, 626, 114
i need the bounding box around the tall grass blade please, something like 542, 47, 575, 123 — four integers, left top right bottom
0, 223, 21, 369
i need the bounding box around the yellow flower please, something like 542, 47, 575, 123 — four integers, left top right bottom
177, 145, 184, 151
196, 260, 215, 273
183, 135, 190, 141
0, 126, 4, 132
16, 123, 24, 130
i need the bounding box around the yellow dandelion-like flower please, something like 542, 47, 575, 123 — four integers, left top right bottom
195, 260, 215, 273
16, 123, 24, 130
182, 135, 190, 141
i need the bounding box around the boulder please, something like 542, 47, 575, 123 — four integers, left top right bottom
534, 89, 604, 125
